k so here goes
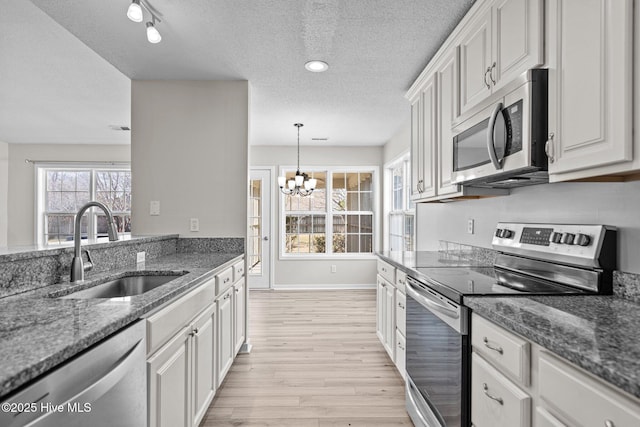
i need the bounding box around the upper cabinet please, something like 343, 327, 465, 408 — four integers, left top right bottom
546, 0, 636, 181
459, 0, 544, 117
410, 75, 437, 201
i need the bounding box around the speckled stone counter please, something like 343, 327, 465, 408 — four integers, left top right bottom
465, 295, 640, 400
0, 251, 243, 398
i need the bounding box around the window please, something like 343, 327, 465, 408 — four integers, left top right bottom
387, 155, 414, 251
281, 168, 377, 256
36, 165, 132, 245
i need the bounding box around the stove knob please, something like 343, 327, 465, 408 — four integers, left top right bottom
560, 233, 575, 245
501, 229, 514, 239
574, 233, 591, 246
495, 228, 503, 238
550, 232, 563, 244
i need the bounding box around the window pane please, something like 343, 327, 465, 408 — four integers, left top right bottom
77, 172, 90, 191
347, 215, 359, 233
47, 192, 62, 211
346, 173, 359, 192
346, 193, 359, 211
61, 192, 76, 211
360, 235, 373, 253
333, 234, 345, 253
333, 215, 346, 233
361, 214, 373, 233
360, 192, 372, 211
360, 173, 372, 191
332, 173, 346, 211
47, 171, 61, 191
346, 234, 359, 252
61, 172, 76, 191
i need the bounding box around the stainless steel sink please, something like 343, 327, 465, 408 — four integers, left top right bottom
59, 273, 184, 299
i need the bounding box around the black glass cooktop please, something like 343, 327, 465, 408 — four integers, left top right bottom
412, 267, 590, 304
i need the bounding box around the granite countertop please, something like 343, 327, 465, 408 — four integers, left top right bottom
465, 295, 640, 400
0, 251, 243, 398
377, 250, 494, 270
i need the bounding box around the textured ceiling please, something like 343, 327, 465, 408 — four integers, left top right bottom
3, 0, 475, 146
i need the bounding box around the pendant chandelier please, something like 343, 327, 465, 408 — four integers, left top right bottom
278, 123, 317, 196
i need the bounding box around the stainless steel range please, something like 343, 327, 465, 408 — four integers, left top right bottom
405, 223, 617, 427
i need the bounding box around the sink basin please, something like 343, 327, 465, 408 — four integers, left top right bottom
59, 273, 185, 299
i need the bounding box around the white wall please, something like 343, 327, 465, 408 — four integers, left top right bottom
131, 80, 249, 238
0, 142, 8, 246
383, 120, 410, 164
250, 145, 382, 287
6, 143, 130, 246
416, 181, 640, 274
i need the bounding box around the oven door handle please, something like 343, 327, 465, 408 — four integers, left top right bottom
406, 282, 459, 320
487, 102, 504, 170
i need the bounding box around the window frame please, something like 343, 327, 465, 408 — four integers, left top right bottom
35, 162, 131, 246
278, 165, 379, 260
384, 153, 415, 252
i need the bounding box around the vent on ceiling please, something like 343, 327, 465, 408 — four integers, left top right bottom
311, 138, 328, 141
109, 125, 131, 131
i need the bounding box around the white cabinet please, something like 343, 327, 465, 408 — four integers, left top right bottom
546, 0, 634, 181
233, 278, 245, 355
148, 304, 216, 427
191, 305, 216, 427
410, 75, 437, 201
395, 329, 406, 381
148, 326, 190, 427
376, 274, 396, 361
217, 286, 234, 386
459, 0, 543, 116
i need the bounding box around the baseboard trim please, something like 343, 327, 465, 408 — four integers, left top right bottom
271, 283, 376, 290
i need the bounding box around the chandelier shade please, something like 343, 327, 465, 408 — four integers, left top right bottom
278, 123, 317, 197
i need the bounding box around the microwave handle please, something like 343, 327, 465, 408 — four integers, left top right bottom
487, 102, 504, 170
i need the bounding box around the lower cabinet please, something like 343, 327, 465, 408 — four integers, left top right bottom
376, 274, 396, 361
148, 304, 216, 427
216, 286, 234, 387
233, 278, 246, 355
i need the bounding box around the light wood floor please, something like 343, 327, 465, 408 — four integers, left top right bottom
202, 289, 413, 426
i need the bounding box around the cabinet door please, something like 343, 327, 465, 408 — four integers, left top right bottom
148, 326, 191, 427
217, 287, 234, 386
410, 96, 423, 199
384, 280, 396, 360
547, 0, 633, 175
459, 7, 492, 116
420, 75, 437, 198
376, 276, 385, 344
492, 0, 543, 91
192, 305, 216, 427
395, 329, 406, 381
233, 279, 246, 355
436, 48, 461, 196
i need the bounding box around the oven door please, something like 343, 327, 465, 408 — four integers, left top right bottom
405, 277, 470, 427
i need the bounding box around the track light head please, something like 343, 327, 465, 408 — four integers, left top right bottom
146, 21, 162, 43
127, 0, 143, 22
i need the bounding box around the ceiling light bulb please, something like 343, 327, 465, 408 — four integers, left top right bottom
305, 60, 329, 72
127, 0, 143, 22
146, 22, 162, 43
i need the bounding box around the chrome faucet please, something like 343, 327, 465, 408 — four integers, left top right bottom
70, 201, 119, 282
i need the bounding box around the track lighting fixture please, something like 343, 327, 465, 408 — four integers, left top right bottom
146, 19, 162, 44
126, 0, 143, 22
125, 0, 163, 44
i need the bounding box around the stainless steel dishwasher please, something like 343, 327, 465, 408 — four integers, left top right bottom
0, 320, 146, 427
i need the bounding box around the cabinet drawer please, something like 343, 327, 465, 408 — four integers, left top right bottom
395, 291, 406, 336
535, 407, 566, 427
377, 259, 395, 284
146, 278, 215, 356
539, 351, 640, 427
472, 352, 531, 427
395, 269, 407, 294
233, 260, 245, 282
472, 313, 530, 385
215, 267, 234, 295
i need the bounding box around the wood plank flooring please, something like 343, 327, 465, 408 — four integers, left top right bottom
202, 289, 413, 426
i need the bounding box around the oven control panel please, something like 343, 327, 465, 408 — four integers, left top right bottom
492, 223, 617, 269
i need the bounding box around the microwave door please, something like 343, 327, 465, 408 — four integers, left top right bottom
487, 102, 506, 169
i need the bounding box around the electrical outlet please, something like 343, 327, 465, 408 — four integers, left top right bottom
150, 201, 160, 216
331, 264, 337, 273
467, 219, 474, 234
136, 251, 146, 263
190, 218, 199, 232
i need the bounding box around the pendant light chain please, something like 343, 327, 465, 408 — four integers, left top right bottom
277, 123, 317, 197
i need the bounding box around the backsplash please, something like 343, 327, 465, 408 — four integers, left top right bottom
0, 236, 244, 298
441, 240, 640, 303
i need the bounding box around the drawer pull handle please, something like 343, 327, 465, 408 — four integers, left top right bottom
482, 383, 503, 405
398, 342, 405, 350
398, 302, 405, 309
483, 337, 504, 354
604, 421, 615, 427
224, 277, 230, 284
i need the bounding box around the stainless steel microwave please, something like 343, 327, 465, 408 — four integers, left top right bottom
451, 69, 548, 188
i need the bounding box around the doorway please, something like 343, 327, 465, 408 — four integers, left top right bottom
248, 169, 272, 289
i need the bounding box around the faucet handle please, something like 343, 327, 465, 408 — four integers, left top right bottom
84, 249, 94, 272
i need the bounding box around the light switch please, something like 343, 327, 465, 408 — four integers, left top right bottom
190, 218, 199, 232
150, 201, 160, 216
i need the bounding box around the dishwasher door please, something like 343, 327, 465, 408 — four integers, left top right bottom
0, 320, 146, 427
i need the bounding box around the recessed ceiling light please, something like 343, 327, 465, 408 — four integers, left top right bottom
305, 60, 329, 73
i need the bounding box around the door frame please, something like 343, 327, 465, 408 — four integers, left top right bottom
248, 167, 275, 289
